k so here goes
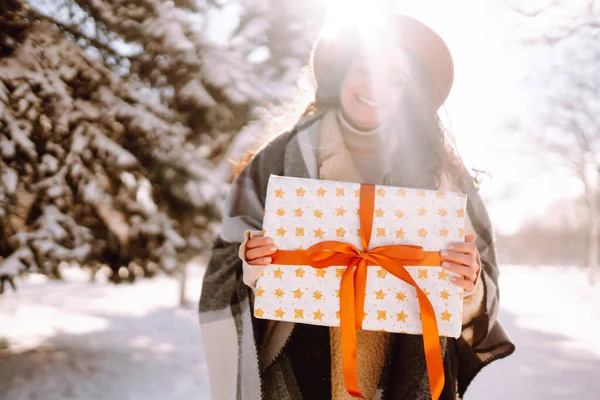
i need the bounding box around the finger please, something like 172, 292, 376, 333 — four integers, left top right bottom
246, 245, 278, 261
441, 261, 477, 282
440, 250, 477, 270
247, 256, 272, 266
465, 233, 476, 244
446, 241, 477, 256
450, 276, 476, 292
246, 236, 274, 249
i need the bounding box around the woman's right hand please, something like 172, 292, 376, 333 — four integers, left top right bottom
245, 236, 277, 265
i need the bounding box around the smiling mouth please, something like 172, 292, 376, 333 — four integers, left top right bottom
356, 95, 379, 108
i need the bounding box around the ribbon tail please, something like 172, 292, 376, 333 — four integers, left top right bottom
354, 259, 368, 329
417, 290, 445, 400
340, 262, 363, 398
376, 258, 445, 400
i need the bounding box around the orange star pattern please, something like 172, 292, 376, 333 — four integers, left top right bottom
276, 227, 287, 237
441, 310, 453, 321
274, 288, 285, 297
354, 189, 360, 198
336, 311, 341, 319
275, 188, 285, 198
376, 188, 386, 197
458, 228, 465, 238
314, 209, 324, 219
422, 288, 431, 297
336, 227, 346, 238
336, 268, 345, 278
335, 206, 347, 216
395, 229, 406, 239
438, 269, 449, 280
275, 308, 285, 318
377, 310, 387, 321
377, 268, 387, 279
316, 187, 327, 197
294, 309, 304, 319
417, 190, 427, 197
456, 208, 465, 218
273, 268, 284, 278
255, 308, 264, 317
440, 290, 451, 300
439, 227, 450, 238
316, 269, 327, 278
396, 291, 407, 301
256, 287, 265, 297
376, 228, 386, 237
436, 191, 446, 198
397, 189, 407, 197
313, 290, 323, 300
296, 187, 306, 197
296, 227, 305, 237
395, 209, 405, 219
375, 289, 386, 300
293, 288, 304, 299
313, 309, 324, 321
417, 207, 428, 216
374, 208, 385, 217
438, 208, 448, 217
294, 207, 304, 217
314, 228, 325, 238
418, 228, 428, 238
418, 269, 428, 279
276, 208, 285, 217
336, 188, 345, 196
396, 310, 408, 322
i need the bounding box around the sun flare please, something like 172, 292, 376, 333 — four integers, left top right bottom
322, 0, 389, 41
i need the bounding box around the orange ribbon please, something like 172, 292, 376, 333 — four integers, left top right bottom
271, 184, 445, 399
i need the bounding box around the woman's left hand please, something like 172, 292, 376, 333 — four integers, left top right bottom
440, 234, 480, 292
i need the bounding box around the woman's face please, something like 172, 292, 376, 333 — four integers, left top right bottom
339, 46, 411, 131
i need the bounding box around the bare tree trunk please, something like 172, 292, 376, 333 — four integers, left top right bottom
178, 262, 188, 306
584, 152, 599, 284
587, 193, 598, 284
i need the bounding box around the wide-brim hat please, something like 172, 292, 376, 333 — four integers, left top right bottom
310, 14, 454, 110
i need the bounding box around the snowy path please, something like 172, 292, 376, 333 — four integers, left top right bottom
468, 266, 600, 400
1, 265, 599, 399
0, 267, 208, 400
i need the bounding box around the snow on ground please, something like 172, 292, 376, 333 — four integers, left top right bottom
0, 264, 599, 400
0, 265, 208, 400
468, 265, 600, 400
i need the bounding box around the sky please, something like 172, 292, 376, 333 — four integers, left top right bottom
207, 0, 586, 235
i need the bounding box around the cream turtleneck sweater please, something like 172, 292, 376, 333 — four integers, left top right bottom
337, 109, 398, 185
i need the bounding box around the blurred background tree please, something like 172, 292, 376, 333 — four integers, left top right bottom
498, 0, 600, 282
0, 0, 323, 292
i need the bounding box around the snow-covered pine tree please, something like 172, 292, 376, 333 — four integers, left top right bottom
0, 0, 322, 292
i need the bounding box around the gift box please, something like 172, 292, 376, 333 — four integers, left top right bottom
253, 174, 468, 398
254, 174, 467, 335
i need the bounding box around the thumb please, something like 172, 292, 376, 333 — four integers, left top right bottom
465, 233, 477, 243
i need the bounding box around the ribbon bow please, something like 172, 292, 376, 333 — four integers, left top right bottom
272, 184, 445, 399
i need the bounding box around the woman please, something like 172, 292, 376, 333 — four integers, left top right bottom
199, 14, 515, 400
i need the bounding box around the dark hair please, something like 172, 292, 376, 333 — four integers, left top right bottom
303, 45, 464, 190
232, 35, 474, 191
